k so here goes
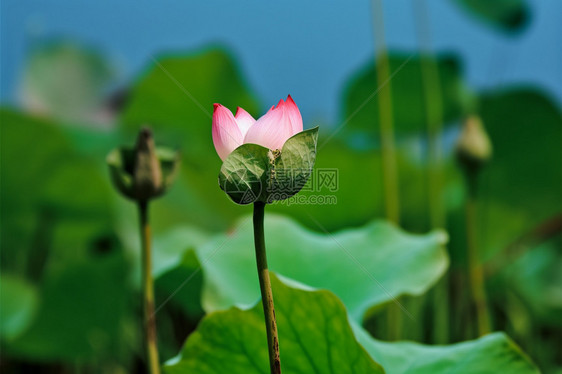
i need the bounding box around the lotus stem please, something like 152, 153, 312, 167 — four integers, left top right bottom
464, 170, 491, 336
413, 0, 449, 344
372, 0, 400, 225
372, 0, 402, 341
253, 201, 281, 374
414, 0, 445, 231
138, 200, 161, 374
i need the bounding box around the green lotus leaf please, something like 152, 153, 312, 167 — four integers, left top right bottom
218, 144, 271, 205
452, 0, 529, 32
194, 214, 447, 322
268, 127, 319, 202
354, 323, 539, 374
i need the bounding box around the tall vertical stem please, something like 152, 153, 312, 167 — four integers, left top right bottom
372, 0, 400, 224
414, 0, 444, 230
413, 0, 449, 344
372, 0, 401, 341
253, 202, 281, 374
138, 201, 161, 374
464, 171, 491, 336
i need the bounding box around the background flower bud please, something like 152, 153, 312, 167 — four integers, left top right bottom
455, 115, 493, 170
107, 127, 180, 201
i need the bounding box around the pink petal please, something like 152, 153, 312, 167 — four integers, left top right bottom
285, 95, 303, 134
244, 105, 294, 150
212, 104, 243, 160
234, 107, 256, 137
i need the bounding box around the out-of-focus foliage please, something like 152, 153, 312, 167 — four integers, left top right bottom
20, 43, 115, 126
122, 48, 259, 145
268, 137, 439, 232
152, 226, 210, 278
478, 89, 562, 257
342, 53, 469, 138
6, 252, 131, 362
0, 110, 115, 269
0, 110, 133, 364
451, 0, 530, 32
502, 234, 562, 326
155, 249, 205, 320
446, 88, 562, 265
492, 234, 562, 372
151, 226, 211, 319
0, 275, 38, 341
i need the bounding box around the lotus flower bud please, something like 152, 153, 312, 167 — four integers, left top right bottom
107, 127, 180, 201
214, 96, 318, 205
455, 115, 492, 171
133, 128, 163, 199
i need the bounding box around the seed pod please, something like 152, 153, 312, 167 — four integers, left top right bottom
107, 127, 180, 201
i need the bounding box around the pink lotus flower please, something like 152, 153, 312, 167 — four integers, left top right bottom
212, 95, 304, 160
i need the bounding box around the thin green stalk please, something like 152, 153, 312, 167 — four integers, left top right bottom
139, 201, 161, 374
253, 202, 281, 374
464, 171, 491, 336
414, 0, 445, 230
372, 0, 400, 224
372, 0, 401, 341
413, 0, 449, 344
